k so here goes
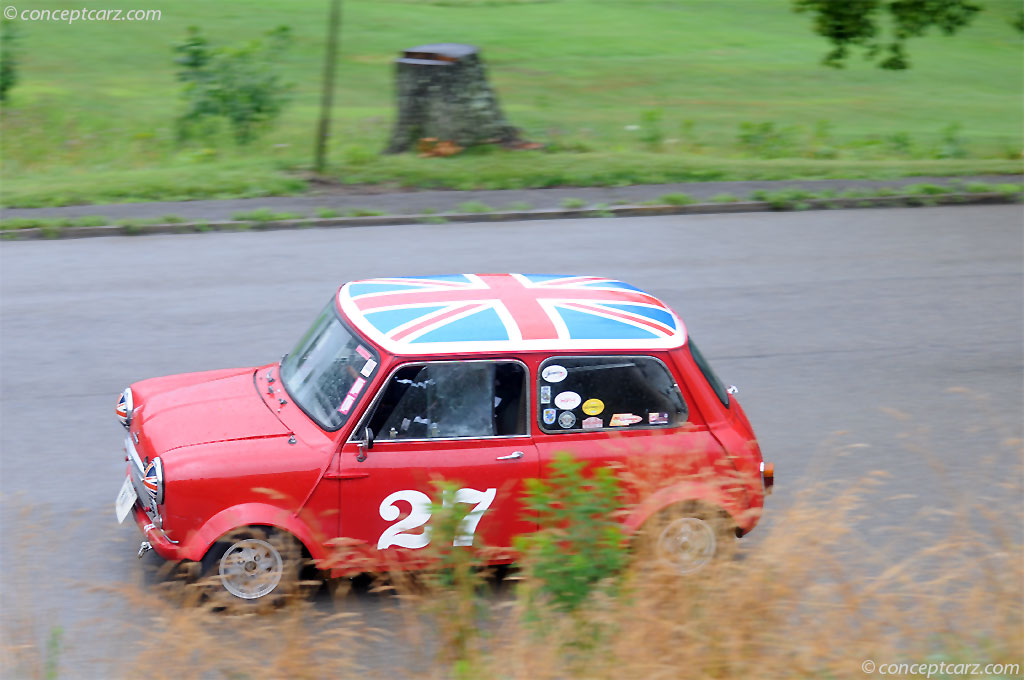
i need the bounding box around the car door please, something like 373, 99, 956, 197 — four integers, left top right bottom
335, 359, 539, 567
531, 354, 723, 502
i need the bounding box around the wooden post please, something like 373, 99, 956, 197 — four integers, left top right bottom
314, 0, 342, 174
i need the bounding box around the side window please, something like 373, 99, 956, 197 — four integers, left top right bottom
365, 361, 527, 440
537, 356, 687, 433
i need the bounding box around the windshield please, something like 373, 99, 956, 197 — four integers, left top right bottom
280, 302, 380, 430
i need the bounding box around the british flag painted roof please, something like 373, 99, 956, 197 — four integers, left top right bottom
336, 274, 687, 355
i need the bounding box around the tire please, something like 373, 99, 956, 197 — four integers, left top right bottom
200, 527, 311, 608
635, 503, 735, 574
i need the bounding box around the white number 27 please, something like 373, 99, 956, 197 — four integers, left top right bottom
377, 487, 497, 550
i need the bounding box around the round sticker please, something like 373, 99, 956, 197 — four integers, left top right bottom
541, 364, 568, 383
554, 391, 581, 410
557, 411, 576, 429
582, 398, 604, 416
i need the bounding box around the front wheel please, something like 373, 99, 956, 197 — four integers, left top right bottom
201, 527, 308, 607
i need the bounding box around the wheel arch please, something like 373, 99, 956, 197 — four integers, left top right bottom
622, 480, 761, 537
177, 502, 327, 563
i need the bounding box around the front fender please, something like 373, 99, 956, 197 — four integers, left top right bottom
175, 502, 327, 563
622, 480, 762, 537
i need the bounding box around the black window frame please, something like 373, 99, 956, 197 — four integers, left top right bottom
349, 358, 532, 443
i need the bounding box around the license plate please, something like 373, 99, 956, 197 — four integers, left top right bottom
115, 475, 137, 524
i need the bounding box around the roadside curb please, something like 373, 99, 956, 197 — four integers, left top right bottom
1, 192, 1018, 240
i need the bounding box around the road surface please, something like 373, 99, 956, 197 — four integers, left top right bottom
1, 205, 1021, 676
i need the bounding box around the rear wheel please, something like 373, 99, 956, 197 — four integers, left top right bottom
201, 527, 310, 608
637, 503, 735, 574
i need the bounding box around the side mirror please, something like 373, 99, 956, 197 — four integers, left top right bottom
356, 426, 374, 462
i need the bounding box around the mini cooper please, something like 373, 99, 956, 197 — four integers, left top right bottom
115, 274, 773, 603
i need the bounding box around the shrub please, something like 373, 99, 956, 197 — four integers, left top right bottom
173, 25, 293, 145
514, 452, 627, 612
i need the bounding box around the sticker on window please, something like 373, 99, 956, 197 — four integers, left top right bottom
338, 394, 356, 414
609, 413, 642, 427
557, 411, 576, 428
554, 391, 581, 410
649, 412, 669, 425
355, 345, 372, 360
347, 377, 366, 397
360, 359, 378, 377
582, 398, 604, 416
542, 408, 556, 426
582, 416, 602, 429
541, 365, 567, 383
540, 385, 551, 404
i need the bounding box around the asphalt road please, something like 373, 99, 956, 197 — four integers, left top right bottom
1, 205, 1021, 676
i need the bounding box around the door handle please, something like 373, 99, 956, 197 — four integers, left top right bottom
324, 471, 370, 480
496, 451, 524, 461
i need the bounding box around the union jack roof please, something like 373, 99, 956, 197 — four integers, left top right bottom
336, 274, 687, 355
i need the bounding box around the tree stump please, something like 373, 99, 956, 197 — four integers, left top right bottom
384, 43, 522, 154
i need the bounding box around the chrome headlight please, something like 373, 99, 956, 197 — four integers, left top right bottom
116, 387, 133, 428
142, 456, 164, 506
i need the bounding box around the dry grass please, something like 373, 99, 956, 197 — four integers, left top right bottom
3, 452, 1021, 679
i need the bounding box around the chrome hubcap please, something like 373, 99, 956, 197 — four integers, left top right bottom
219, 538, 283, 599
657, 517, 717, 573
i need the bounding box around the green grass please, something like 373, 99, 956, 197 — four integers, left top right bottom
1, 0, 1021, 206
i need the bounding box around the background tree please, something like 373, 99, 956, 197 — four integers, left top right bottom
793, 0, 982, 69
0, 19, 18, 104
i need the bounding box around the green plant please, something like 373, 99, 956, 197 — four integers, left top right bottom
506, 201, 533, 211
346, 208, 386, 217
937, 122, 968, 159
0, 19, 18, 104
315, 207, 340, 218
457, 200, 493, 213
160, 214, 187, 223
173, 25, 293, 144
639, 109, 665, 151
561, 197, 586, 209
711, 193, 740, 203
904, 183, 947, 195
515, 452, 626, 612
657, 192, 694, 206
737, 121, 797, 159
230, 208, 299, 222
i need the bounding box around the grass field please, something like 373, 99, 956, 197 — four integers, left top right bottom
1, 0, 1021, 207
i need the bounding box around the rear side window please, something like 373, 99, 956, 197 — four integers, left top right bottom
687, 339, 730, 408
537, 356, 687, 433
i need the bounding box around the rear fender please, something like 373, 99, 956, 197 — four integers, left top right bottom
176, 503, 326, 563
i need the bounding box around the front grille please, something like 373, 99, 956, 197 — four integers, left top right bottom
125, 434, 160, 524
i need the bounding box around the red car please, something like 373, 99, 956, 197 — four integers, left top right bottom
115, 274, 772, 603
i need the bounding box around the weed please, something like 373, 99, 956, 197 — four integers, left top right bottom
159, 214, 187, 223
561, 198, 586, 209
506, 201, 533, 211
315, 207, 341, 218
639, 109, 665, 151
457, 201, 493, 214
345, 208, 386, 217
657, 192, 694, 206
710, 193, 740, 203
230, 208, 300, 222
